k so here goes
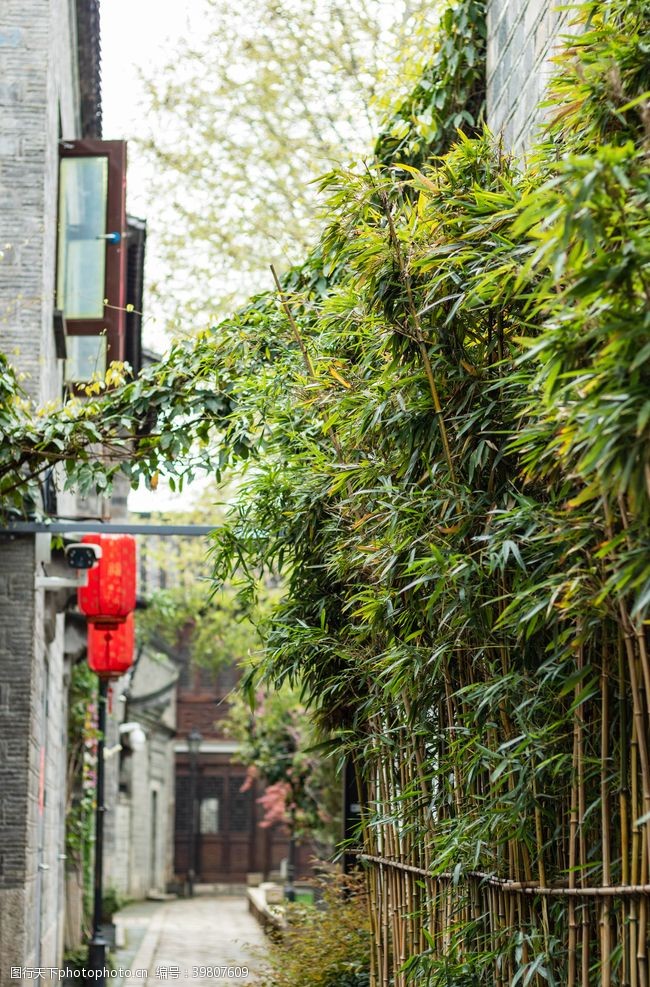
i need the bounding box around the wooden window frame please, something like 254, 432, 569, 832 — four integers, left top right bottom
57, 140, 127, 376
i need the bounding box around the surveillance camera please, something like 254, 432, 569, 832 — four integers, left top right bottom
64, 543, 103, 570
119, 722, 146, 751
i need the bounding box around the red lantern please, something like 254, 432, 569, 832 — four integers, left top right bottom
78, 534, 136, 627
88, 612, 135, 679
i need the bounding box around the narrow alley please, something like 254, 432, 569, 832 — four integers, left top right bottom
113, 895, 267, 987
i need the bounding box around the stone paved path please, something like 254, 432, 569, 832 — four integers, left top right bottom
113, 896, 267, 987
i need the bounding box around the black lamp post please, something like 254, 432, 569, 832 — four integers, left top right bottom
284, 803, 297, 902
187, 728, 202, 897
88, 678, 109, 984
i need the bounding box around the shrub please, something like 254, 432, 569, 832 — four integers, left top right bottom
255, 873, 370, 987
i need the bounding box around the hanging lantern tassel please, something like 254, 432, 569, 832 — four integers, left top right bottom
88, 613, 135, 679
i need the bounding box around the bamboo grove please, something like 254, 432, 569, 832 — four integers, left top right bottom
1, 0, 649, 983
207, 1, 650, 983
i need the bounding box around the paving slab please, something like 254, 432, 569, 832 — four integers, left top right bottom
112, 896, 267, 987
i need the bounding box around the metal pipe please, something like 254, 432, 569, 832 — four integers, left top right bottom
0, 521, 216, 536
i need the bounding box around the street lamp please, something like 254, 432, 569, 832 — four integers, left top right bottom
284, 809, 296, 903
187, 728, 202, 897
87, 678, 109, 984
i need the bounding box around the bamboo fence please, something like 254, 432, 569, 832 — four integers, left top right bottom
353, 622, 650, 986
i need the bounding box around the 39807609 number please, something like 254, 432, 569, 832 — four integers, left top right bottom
191, 966, 249, 979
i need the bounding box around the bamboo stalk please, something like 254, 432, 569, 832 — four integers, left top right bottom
532, 775, 551, 955
576, 645, 590, 987
567, 704, 580, 987
381, 862, 389, 987
638, 831, 648, 987
601, 641, 612, 987
270, 264, 315, 378
620, 633, 632, 987
377, 190, 457, 482
619, 616, 650, 864
631, 736, 639, 987
442, 663, 463, 816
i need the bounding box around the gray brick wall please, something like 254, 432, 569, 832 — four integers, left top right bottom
109, 651, 176, 900
0, 538, 37, 970
0, 0, 84, 976
0, 0, 80, 406
487, 0, 571, 152
0, 550, 73, 976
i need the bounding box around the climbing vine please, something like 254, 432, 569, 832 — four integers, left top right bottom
65, 661, 99, 931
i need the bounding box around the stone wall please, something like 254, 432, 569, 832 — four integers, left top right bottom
486, 0, 570, 152
0, 0, 83, 976
0, 538, 37, 971
111, 652, 177, 899
0, 0, 80, 404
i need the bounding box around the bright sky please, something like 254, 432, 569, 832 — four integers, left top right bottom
100, 0, 203, 143
99, 0, 421, 513
101, 0, 207, 512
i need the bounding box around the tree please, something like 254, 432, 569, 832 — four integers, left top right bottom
226, 684, 341, 853
138, 0, 433, 327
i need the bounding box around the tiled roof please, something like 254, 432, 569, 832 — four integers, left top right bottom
76, 0, 102, 138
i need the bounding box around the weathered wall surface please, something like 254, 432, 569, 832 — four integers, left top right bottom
0, 0, 80, 404
486, 0, 570, 152
0, 538, 38, 971
111, 653, 177, 899
0, 0, 82, 975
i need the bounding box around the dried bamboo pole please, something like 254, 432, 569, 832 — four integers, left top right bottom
377, 189, 457, 482
601, 641, 613, 987
365, 765, 383, 987
576, 644, 590, 987
380, 861, 389, 987
490, 884, 504, 987
506, 888, 516, 984
377, 749, 395, 983
568, 738, 579, 987
398, 748, 412, 965
532, 775, 551, 955
638, 831, 648, 987
369, 859, 380, 987
620, 633, 632, 987
631, 736, 639, 987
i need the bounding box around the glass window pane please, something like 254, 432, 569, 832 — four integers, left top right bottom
200, 798, 219, 834
57, 157, 108, 319
65, 335, 107, 382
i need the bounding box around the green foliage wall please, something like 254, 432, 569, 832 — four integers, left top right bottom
208, 2, 650, 983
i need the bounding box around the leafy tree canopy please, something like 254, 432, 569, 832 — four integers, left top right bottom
225, 682, 341, 850
137, 0, 439, 327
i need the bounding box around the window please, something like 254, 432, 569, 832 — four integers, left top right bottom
200, 798, 220, 834
65, 334, 107, 382
57, 140, 127, 383
57, 156, 108, 318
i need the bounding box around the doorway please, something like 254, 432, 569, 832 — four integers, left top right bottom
174, 763, 254, 881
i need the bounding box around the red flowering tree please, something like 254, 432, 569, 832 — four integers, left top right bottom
227, 685, 340, 853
